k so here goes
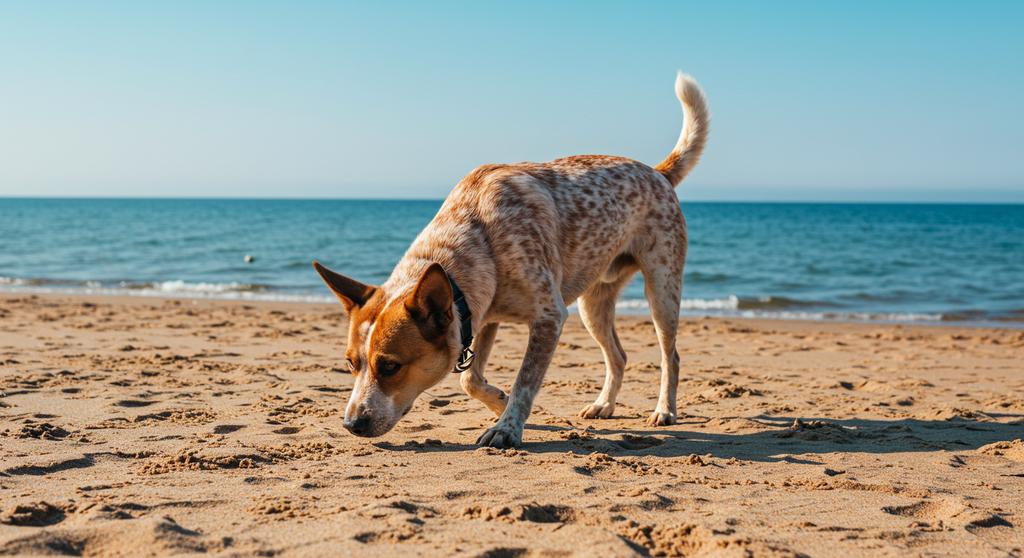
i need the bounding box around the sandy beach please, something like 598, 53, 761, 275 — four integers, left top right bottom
1, 293, 1022, 557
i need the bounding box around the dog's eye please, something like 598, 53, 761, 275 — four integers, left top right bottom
345, 357, 359, 373
375, 359, 401, 378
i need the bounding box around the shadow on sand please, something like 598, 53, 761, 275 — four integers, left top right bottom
376, 414, 1024, 462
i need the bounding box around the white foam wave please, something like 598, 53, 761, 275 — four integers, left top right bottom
0, 277, 35, 286
612, 297, 942, 323
616, 296, 741, 311
0, 279, 334, 303
0, 279, 949, 324
149, 280, 261, 294
730, 310, 944, 322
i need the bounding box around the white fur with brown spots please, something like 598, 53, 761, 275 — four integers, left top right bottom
314, 72, 709, 447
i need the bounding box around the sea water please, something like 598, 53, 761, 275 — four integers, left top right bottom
2, 198, 1021, 326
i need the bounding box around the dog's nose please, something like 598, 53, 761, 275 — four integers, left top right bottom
343, 415, 372, 436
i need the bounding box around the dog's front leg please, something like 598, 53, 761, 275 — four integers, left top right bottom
476, 310, 565, 448
460, 323, 508, 416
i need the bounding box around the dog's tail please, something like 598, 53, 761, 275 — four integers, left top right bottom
654, 72, 710, 187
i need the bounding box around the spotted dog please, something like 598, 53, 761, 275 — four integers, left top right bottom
314, 72, 709, 447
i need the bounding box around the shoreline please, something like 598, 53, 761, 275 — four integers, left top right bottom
2, 290, 1019, 331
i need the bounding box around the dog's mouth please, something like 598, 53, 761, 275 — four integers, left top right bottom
348, 406, 414, 438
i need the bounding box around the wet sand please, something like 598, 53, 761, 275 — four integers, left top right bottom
1, 293, 1023, 557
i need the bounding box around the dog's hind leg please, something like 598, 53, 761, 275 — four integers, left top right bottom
460, 322, 508, 416
640, 262, 683, 427
577, 279, 630, 419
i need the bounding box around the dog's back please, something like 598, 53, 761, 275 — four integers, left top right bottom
441, 156, 678, 306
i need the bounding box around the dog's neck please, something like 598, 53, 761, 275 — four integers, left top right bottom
382, 223, 497, 335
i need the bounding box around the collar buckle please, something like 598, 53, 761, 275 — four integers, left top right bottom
455, 346, 475, 372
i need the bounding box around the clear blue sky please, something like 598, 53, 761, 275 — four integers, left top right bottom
1, 1, 1022, 201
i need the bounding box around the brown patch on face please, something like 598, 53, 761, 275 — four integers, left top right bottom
367, 298, 454, 407
365, 264, 459, 413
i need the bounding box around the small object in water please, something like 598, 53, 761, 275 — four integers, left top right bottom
244, 254, 255, 264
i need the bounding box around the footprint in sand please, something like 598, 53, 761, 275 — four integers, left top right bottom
461, 503, 576, 524
114, 399, 157, 408
882, 498, 1012, 531
0, 501, 67, 526
615, 435, 664, 451
11, 422, 71, 440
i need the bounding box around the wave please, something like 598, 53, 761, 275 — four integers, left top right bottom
729, 310, 945, 323
614, 295, 947, 323
2, 276, 1016, 325
941, 308, 1024, 323
735, 295, 836, 310
618, 295, 835, 312
1, 276, 73, 287
132, 280, 269, 294
0, 276, 332, 303
684, 271, 732, 284
618, 296, 743, 311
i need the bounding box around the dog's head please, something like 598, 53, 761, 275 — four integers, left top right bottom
313, 261, 460, 437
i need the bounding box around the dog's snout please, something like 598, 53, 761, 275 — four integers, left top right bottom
343, 415, 372, 437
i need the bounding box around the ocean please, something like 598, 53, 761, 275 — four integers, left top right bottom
1, 198, 1022, 326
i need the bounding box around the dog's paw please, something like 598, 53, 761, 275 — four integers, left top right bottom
645, 411, 676, 427
578, 401, 615, 419
476, 423, 522, 448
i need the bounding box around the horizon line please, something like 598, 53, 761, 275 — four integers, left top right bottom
1, 195, 1022, 206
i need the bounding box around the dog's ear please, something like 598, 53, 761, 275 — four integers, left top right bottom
404, 263, 453, 337
312, 261, 375, 312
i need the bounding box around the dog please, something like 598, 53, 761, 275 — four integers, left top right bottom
313, 72, 709, 448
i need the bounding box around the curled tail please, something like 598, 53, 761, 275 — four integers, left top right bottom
655, 72, 710, 187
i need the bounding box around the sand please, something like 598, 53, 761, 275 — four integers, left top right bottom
1, 293, 1023, 557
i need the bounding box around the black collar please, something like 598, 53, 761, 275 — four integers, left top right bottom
448, 273, 475, 373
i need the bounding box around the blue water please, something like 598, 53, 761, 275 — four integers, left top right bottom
1, 199, 1022, 325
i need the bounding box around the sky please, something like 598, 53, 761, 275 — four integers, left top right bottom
1, 1, 1022, 202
